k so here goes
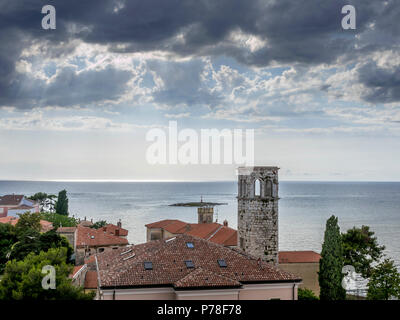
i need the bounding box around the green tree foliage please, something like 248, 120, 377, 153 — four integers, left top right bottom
0, 223, 17, 273
9, 230, 73, 263
55, 190, 69, 216
37, 230, 74, 259
0, 247, 95, 300
90, 220, 108, 229
342, 225, 385, 278
15, 211, 41, 234
319, 215, 346, 300
298, 288, 319, 300
367, 259, 400, 300
41, 212, 78, 228
9, 228, 41, 262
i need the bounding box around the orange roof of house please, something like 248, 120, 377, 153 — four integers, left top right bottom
174, 267, 241, 289
96, 234, 301, 289
102, 223, 129, 237
185, 223, 221, 239
76, 226, 128, 248
71, 265, 85, 278
147, 219, 238, 247
279, 251, 321, 264
208, 226, 237, 246
146, 219, 190, 234
0, 195, 24, 206
84, 271, 98, 289
0, 216, 53, 232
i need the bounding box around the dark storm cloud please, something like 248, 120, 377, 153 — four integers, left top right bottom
0, 0, 399, 108
0, 65, 132, 109
358, 62, 400, 104
146, 60, 222, 107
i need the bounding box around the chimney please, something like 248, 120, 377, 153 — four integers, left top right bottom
223, 219, 228, 227
185, 224, 191, 232
117, 219, 122, 228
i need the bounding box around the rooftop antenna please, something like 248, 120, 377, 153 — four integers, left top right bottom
215, 207, 219, 223
200, 195, 203, 203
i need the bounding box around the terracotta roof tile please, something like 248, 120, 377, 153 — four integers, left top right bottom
208, 226, 237, 246
84, 271, 98, 289
102, 224, 129, 237
174, 267, 241, 289
96, 234, 301, 289
185, 223, 221, 239
71, 265, 85, 278
148, 219, 238, 247
0, 216, 53, 232
76, 226, 128, 248
279, 251, 321, 264
0, 195, 24, 206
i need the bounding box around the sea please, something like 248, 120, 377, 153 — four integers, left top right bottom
1, 181, 399, 269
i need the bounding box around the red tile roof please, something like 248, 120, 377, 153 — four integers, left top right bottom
147, 219, 238, 247
145, 220, 189, 234
96, 234, 301, 289
0, 195, 24, 206
84, 271, 98, 289
174, 267, 241, 289
185, 223, 221, 239
76, 226, 128, 248
102, 224, 129, 237
71, 265, 85, 278
0, 216, 53, 232
279, 251, 321, 264
208, 226, 237, 246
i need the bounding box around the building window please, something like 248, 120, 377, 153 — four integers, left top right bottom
265, 180, 273, 197
98, 248, 105, 253
144, 261, 153, 270
240, 237, 244, 249
151, 232, 161, 240
217, 259, 227, 268
255, 179, 261, 196
186, 242, 194, 248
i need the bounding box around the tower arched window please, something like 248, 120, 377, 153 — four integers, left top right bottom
255, 179, 261, 197
265, 180, 273, 197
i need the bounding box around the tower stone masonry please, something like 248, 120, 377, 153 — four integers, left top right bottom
198, 207, 214, 224
237, 166, 279, 265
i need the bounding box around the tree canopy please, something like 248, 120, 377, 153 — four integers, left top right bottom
319, 215, 346, 300
367, 259, 400, 300
41, 212, 78, 228
342, 225, 385, 278
90, 220, 108, 229
55, 190, 69, 216
0, 247, 94, 300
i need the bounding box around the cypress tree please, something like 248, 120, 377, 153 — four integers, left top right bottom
319, 215, 346, 300
55, 190, 69, 216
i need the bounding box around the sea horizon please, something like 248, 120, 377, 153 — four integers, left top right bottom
1, 180, 399, 270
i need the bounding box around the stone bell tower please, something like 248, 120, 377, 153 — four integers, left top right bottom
198, 207, 214, 224
237, 166, 279, 265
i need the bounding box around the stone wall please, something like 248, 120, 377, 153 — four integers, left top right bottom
237, 166, 279, 265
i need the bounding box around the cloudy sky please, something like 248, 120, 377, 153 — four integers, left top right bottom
0, 0, 399, 181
